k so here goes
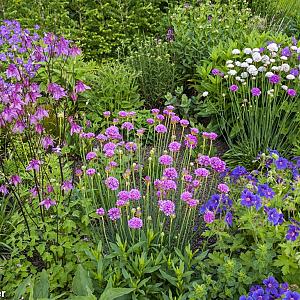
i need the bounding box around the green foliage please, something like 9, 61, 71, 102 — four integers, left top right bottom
127, 39, 178, 107
1, 0, 179, 61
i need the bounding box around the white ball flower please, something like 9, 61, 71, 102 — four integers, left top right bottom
286, 74, 295, 80
261, 55, 270, 64
227, 64, 235, 68
270, 58, 276, 63
281, 63, 290, 72
253, 48, 260, 52
246, 58, 253, 64
241, 62, 249, 68
267, 43, 278, 52
281, 85, 288, 90
265, 72, 274, 78
258, 66, 266, 72
226, 60, 234, 65
235, 61, 241, 66
227, 70, 237, 76
252, 52, 262, 62
247, 65, 258, 76
271, 66, 279, 71
280, 56, 288, 61
224, 75, 229, 79
241, 72, 249, 78
291, 46, 298, 51
243, 48, 252, 54
235, 76, 241, 81
232, 49, 241, 55
202, 91, 209, 97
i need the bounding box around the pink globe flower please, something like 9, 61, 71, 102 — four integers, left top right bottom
159, 155, 173, 166
217, 183, 230, 194
105, 176, 119, 191
86, 168, 96, 176
96, 208, 105, 216
203, 210, 215, 224
168, 141, 181, 152
108, 207, 121, 220
194, 168, 210, 177
155, 124, 167, 133
86, 151, 97, 160
130, 189, 141, 200
128, 217, 143, 229
158, 200, 175, 216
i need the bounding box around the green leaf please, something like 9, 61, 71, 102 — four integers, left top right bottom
14, 276, 32, 300
34, 270, 49, 299
72, 265, 94, 296
99, 288, 135, 300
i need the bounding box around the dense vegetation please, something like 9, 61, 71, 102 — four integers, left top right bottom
0, 0, 299, 299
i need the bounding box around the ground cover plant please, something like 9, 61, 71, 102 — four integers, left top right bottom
0, 0, 300, 298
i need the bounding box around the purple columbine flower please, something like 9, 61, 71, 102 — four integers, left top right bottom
230, 84, 239, 92
26, 159, 42, 172
75, 80, 91, 93
40, 197, 56, 210
61, 180, 73, 191
203, 210, 215, 224
105, 176, 119, 191
70, 122, 82, 136
287, 89, 297, 97
108, 207, 121, 220
251, 87, 261, 96
10, 175, 22, 186
47, 83, 67, 100
0, 184, 9, 195
41, 136, 54, 149
128, 217, 143, 229
269, 74, 281, 84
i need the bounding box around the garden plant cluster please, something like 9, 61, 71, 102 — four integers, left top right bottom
0, 0, 300, 299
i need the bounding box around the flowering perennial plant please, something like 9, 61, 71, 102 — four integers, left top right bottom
212, 39, 300, 165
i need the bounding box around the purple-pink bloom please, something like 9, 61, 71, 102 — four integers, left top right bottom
230, 84, 239, 92
181, 191, 193, 202
86, 168, 96, 176
108, 207, 121, 220
125, 142, 137, 152
147, 118, 155, 125
41, 136, 54, 149
163, 167, 178, 179
269, 74, 281, 84
171, 115, 181, 124
168, 141, 181, 152
287, 89, 297, 97
187, 199, 199, 207
128, 217, 143, 229
197, 155, 210, 166
103, 111, 111, 118
121, 122, 134, 131
217, 183, 230, 194
0, 185, 8, 195
251, 87, 261, 97
194, 168, 210, 177
155, 124, 167, 133
40, 197, 56, 210
130, 189, 141, 200
47, 83, 67, 100
203, 210, 215, 224
75, 80, 91, 93
70, 122, 82, 136
86, 151, 97, 160
26, 159, 42, 172
118, 190, 130, 202
105, 126, 122, 139
210, 157, 226, 172
180, 119, 189, 127
96, 207, 105, 216
184, 134, 198, 148
158, 200, 175, 216
159, 155, 173, 166
105, 176, 119, 190
61, 180, 73, 191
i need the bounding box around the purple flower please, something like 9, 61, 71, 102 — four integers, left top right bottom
251, 87, 261, 96
241, 189, 261, 209
181, 191, 193, 202
26, 159, 42, 172
0, 185, 8, 195
96, 207, 105, 216
211, 68, 222, 76
75, 80, 90, 93
118, 190, 130, 202
130, 189, 141, 200
158, 200, 175, 216
168, 141, 181, 152
281, 46, 291, 57
105, 126, 122, 140
203, 210, 215, 224
108, 207, 121, 220
128, 217, 143, 229
61, 180, 73, 191
86, 168, 96, 176
171, 116, 180, 124
70, 122, 82, 136
121, 121, 134, 131
290, 68, 299, 77
275, 157, 288, 170
263, 276, 279, 295
10, 175, 22, 186
286, 225, 300, 241
47, 83, 67, 100
230, 165, 248, 180
225, 212, 233, 226
155, 124, 167, 133
125, 142, 137, 152
103, 111, 111, 118
194, 168, 210, 177
86, 151, 97, 160
210, 157, 226, 172
287, 89, 297, 97
180, 119, 189, 127
257, 184, 275, 199
217, 183, 230, 194
40, 197, 56, 210
41, 136, 54, 149
184, 134, 198, 148
230, 84, 239, 92
163, 167, 178, 179
105, 176, 119, 190
283, 291, 300, 300
159, 155, 173, 166
265, 207, 284, 225
146, 118, 154, 125
269, 74, 281, 84
197, 155, 210, 166
6, 64, 20, 80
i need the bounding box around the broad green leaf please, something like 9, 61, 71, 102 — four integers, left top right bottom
99, 288, 135, 300
72, 265, 94, 296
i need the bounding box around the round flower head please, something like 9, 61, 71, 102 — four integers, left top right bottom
103, 111, 111, 118
156, 114, 165, 121
147, 118, 154, 125
96, 207, 105, 216
197, 155, 210, 166
181, 191, 193, 202
151, 108, 160, 115
194, 168, 210, 177
86, 168, 96, 176
125, 142, 137, 152
251, 87, 261, 97
269, 74, 281, 84
187, 199, 199, 207
61, 180, 73, 191
159, 155, 173, 166
105, 125, 121, 140
230, 84, 239, 92
121, 121, 134, 131
163, 167, 178, 179
210, 157, 226, 172
217, 183, 230, 194
287, 89, 297, 97
105, 176, 119, 190
190, 127, 199, 135
130, 189, 141, 200
86, 151, 97, 160
158, 200, 175, 216
155, 124, 167, 133
128, 217, 143, 229
168, 141, 181, 152
118, 190, 130, 201
180, 119, 189, 127
171, 115, 180, 124
108, 207, 121, 220
118, 111, 128, 118
184, 134, 198, 149
203, 210, 215, 224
